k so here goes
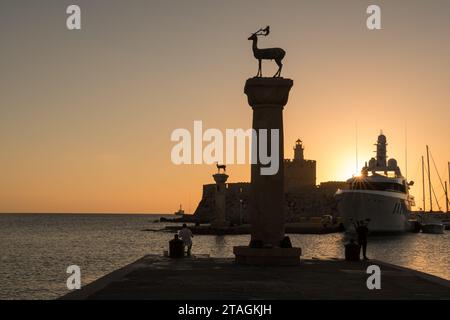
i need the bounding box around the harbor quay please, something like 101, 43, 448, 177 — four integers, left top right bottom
161, 222, 343, 235
61, 254, 450, 300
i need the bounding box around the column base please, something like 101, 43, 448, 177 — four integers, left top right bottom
233, 246, 302, 266
211, 222, 228, 229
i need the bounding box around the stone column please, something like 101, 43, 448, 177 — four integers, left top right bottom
212, 173, 229, 228
233, 77, 301, 265
245, 77, 293, 247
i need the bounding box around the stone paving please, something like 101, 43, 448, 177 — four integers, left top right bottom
61, 255, 450, 300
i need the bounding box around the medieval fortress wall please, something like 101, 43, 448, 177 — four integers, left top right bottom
193, 140, 347, 224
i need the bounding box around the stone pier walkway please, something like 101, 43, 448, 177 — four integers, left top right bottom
61, 255, 450, 300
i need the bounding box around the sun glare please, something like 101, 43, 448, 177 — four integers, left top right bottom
339, 163, 359, 181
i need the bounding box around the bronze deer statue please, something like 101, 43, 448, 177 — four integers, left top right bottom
216, 162, 226, 173
248, 26, 285, 77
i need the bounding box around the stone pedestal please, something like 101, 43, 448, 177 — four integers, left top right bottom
211, 173, 229, 228
233, 77, 301, 265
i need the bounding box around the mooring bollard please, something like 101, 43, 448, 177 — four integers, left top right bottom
345, 239, 361, 261
169, 234, 184, 258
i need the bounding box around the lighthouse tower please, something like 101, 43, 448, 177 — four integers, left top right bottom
293, 139, 304, 161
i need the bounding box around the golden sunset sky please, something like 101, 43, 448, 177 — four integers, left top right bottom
0, 0, 449, 213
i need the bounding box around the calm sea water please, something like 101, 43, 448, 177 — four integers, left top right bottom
0, 214, 449, 300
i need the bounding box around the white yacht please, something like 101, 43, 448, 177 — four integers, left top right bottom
335, 133, 415, 233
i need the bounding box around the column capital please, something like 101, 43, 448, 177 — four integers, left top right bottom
213, 173, 229, 184
244, 77, 293, 108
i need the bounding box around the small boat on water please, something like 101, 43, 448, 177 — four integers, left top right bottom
174, 204, 185, 216
418, 215, 445, 234
421, 223, 445, 234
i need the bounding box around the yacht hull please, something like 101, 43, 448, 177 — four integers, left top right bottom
335, 190, 411, 233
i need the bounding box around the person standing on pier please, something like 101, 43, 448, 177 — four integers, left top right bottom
355, 220, 370, 260
178, 224, 194, 256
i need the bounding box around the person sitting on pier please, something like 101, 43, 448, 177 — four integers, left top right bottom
178, 223, 194, 256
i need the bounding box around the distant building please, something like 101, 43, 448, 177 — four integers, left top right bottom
284, 139, 316, 192
318, 181, 348, 194
193, 139, 345, 224
193, 182, 250, 224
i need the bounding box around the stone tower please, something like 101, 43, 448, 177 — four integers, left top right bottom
211, 172, 229, 228
284, 139, 316, 192
293, 139, 304, 161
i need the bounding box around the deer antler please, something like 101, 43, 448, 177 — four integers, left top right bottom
261, 25, 270, 36
251, 25, 270, 37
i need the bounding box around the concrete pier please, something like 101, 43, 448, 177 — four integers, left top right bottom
162, 222, 343, 235
61, 255, 450, 300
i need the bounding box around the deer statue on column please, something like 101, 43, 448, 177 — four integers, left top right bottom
248, 26, 286, 78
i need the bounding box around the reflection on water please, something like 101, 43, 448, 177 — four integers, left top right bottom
0, 214, 449, 299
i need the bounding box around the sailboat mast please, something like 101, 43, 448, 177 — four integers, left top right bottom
405, 124, 408, 180
422, 156, 426, 212
426, 145, 433, 212
448, 161, 450, 212
355, 122, 358, 174
445, 181, 449, 213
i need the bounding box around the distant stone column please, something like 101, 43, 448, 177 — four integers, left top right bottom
245, 77, 293, 247
212, 173, 229, 228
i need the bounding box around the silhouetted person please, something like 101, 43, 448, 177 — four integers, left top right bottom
178, 223, 193, 256
169, 234, 184, 258
354, 220, 369, 260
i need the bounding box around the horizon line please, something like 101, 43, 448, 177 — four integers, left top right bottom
0, 212, 179, 215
